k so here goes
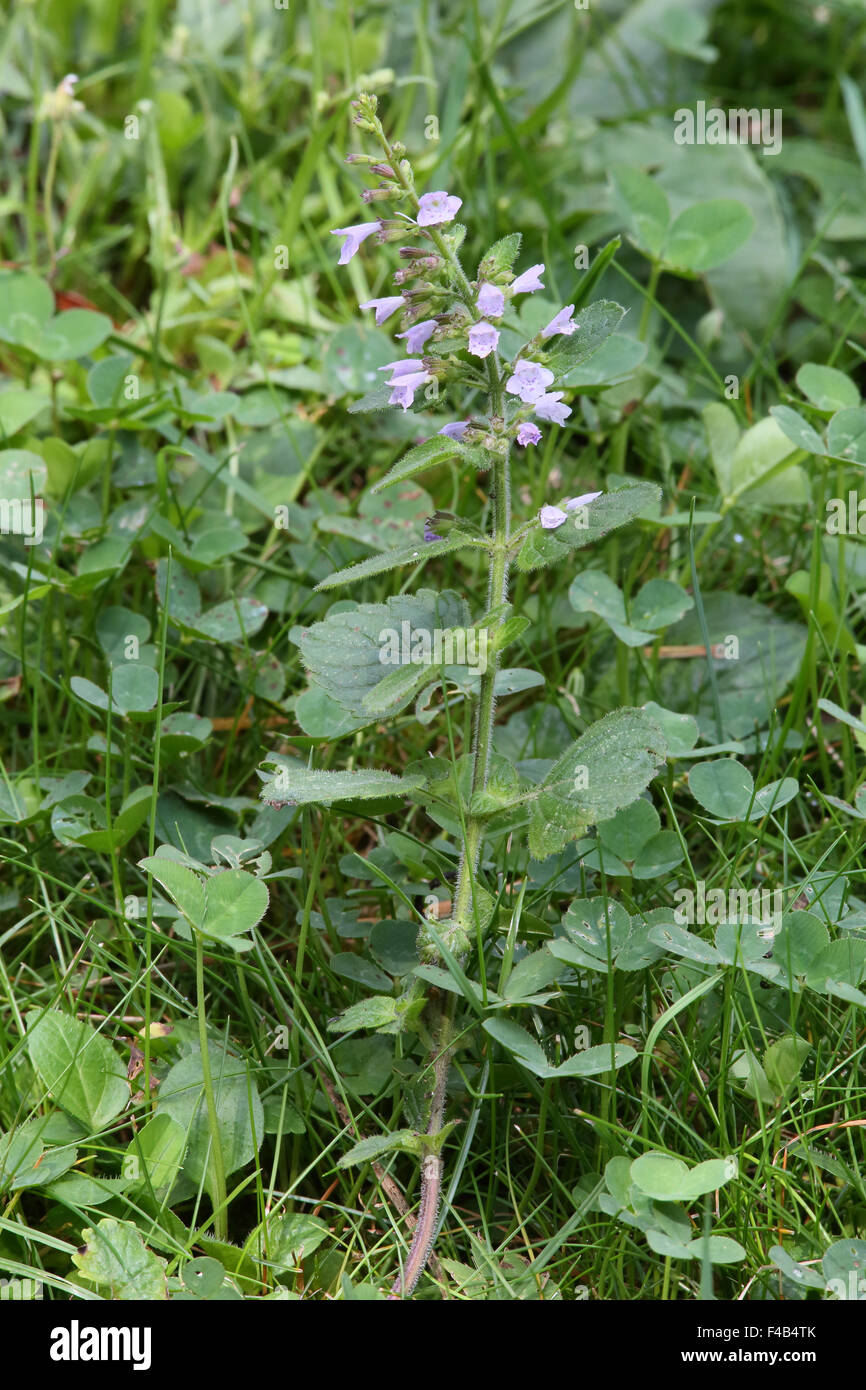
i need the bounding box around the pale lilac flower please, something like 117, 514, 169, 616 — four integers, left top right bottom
416, 191, 462, 226
511, 263, 545, 295
438, 422, 469, 439
359, 295, 404, 325
377, 358, 431, 410
540, 505, 568, 530
378, 358, 425, 377
505, 359, 554, 403
424, 520, 443, 542
566, 491, 601, 510
331, 221, 381, 265
534, 392, 571, 426
477, 282, 505, 318
541, 305, 577, 339
468, 322, 500, 358
396, 319, 437, 354
516, 422, 542, 447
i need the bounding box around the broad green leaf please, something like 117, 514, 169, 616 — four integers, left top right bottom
663, 199, 754, 273
371, 436, 477, 493
769, 1245, 828, 1291
796, 363, 859, 413
111, 663, 159, 714
72, 1218, 167, 1300
25, 1010, 128, 1131
0, 389, 49, 436
554, 1043, 637, 1077
772, 911, 829, 978
292, 588, 470, 731
259, 1213, 331, 1269
518, 483, 661, 572
763, 1037, 811, 1094
478, 232, 522, 278
546, 300, 627, 379
685, 1235, 746, 1264
258, 758, 425, 808
823, 1239, 866, 1290
337, 1130, 420, 1169
328, 996, 400, 1034
126, 1113, 186, 1194
770, 405, 826, 455
688, 759, 754, 819
138, 855, 205, 926
524, 707, 668, 859
503, 948, 564, 1000
826, 406, 866, 465
157, 1045, 264, 1195
631, 1152, 690, 1199
611, 167, 670, 259
728, 416, 805, 504
648, 922, 723, 964
314, 532, 484, 590
482, 1017, 550, 1075
201, 870, 269, 942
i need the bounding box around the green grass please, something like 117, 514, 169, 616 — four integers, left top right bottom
0, 0, 865, 1304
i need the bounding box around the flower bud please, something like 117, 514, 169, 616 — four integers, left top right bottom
370, 163, 395, 178
361, 186, 393, 203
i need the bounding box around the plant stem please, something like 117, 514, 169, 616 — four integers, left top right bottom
390, 998, 454, 1298
195, 931, 228, 1240
370, 105, 512, 1297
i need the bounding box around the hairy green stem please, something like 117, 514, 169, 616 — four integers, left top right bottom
195, 931, 228, 1240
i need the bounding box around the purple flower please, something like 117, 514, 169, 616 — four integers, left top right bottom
416, 191, 462, 226
511, 263, 545, 295
540, 505, 568, 530
541, 305, 577, 340
396, 318, 437, 354
565, 491, 601, 510
468, 322, 500, 359
516, 422, 542, 447
534, 392, 571, 426
378, 358, 425, 377
477, 282, 505, 318
359, 295, 405, 325
330, 220, 381, 265
424, 521, 443, 542
389, 372, 430, 410
438, 421, 470, 439
377, 358, 431, 410
505, 359, 554, 403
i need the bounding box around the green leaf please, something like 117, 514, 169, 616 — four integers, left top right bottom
663, 199, 754, 273
292, 588, 470, 730
328, 996, 400, 1034
503, 948, 564, 1000
314, 532, 484, 591
482, 1017, 550, 1076
685, 1235, 746, 1264
157, 1045, 264, 1196
37, 309, 112, 360
126, 1114, 187, 1195
728, 416, 805, 504
138, 855, 205, 926
337, 1129, 420, 1168
260, 1213, 331, 1269
478, 232, 522, 278
554, 1043, 637, 1077
796, 363, 859, 413
769, 1245, 828, 1291
371, 436, 477, 493
111, 663, 159, 714
630, 1152, 690, 1199
611, 167, 670, 259
258, 758, 425, 808
518, 482, 661, 572
72, 1218, 167, 1300
688, 759, 754, 819
546, 300, 627, 379
25, 1010, 128, 1132
201, 869, 269, 942
0, 388, 49, 437
524, 706, 668, 858
826, 406, 866, 465
770, 405, 826, 455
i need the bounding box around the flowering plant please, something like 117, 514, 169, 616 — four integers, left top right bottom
259, 93, 670, 1298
